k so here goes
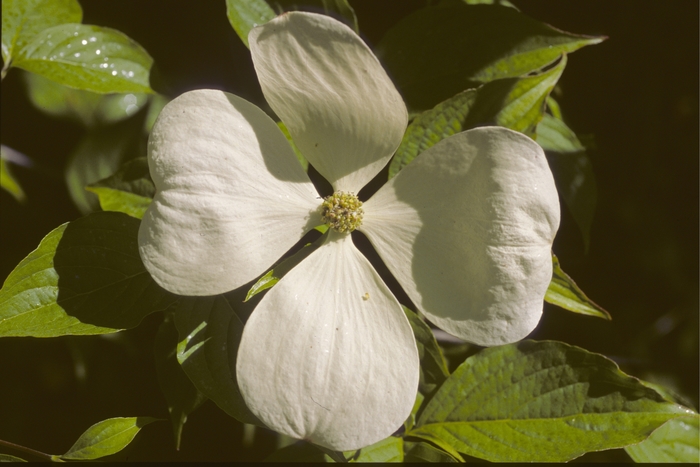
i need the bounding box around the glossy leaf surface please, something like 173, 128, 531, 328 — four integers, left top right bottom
61, 417, 158, 460
225, 0, 275, 48
545, 254, 611, 320
625, 415, 700, 463
87, 157, 154, 219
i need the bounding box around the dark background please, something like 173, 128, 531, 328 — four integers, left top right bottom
1, 0, 697, 461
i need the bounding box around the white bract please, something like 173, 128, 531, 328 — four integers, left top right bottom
138, 12, 560, 451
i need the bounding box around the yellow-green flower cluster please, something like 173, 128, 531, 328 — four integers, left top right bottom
321, 191, 364, 233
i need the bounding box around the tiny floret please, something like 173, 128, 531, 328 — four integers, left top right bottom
321, 191, 364, 233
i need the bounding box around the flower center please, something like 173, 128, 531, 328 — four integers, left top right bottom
320, 191, 364, 233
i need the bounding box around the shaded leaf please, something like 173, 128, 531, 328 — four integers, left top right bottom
0, 211, 177, 337
264, 441, 328, 462
389, 56, 565, 178
174, 293, 261, 425
538, 113, 597, 250
377, 4, 603, 111
1, 0, 82, 65
409, 340, 693, 462
277, 121, 308, 171
225, 0, 276, 48
23, 70, 148, 126
625, 415, 700, 463
86, 157, 154, 219
403, 307, 449, 397
244, 234, 325, 301
545, 254, 611, 320
154, 314, 207, 449
61, 417, 158, 460
0, 454, 27, 462
320, 0, 359, 33
0, 152, 26, 203
65, 112, 144, 214
14, 23, 153, 94
404, 440, 459, 463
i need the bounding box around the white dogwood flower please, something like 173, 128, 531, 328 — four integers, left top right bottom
138, 12, 560, 451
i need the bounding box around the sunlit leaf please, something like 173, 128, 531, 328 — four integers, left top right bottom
1, 0, 81, 65
377, 3, 603, 111
154, 314, 207, 449
347, 436, 403, 462
408, 340, 692, 462
625, 415, 700, 463
545, 254, 611, 320
0, 153, 26, 203
61, 417, 158, 460
66, 114, 144, 214
0, 454, 28, 462
0, 212, 177, 337
389, 56, 565, 178
14, 23, 153, 94
537, 113, 597, 250
87, 157, 154, 219
174, 294, 261, 425
225, 0, 276, 48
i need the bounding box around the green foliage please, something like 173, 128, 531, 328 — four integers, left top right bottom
377, 3, 603, 111
537, 110, 597, 250
0, 154, 26, 203
625, 415, 700, 463
389, 56, 566, 178
402, 307, 449, 397
408, 340, 692, 462
13, 24, 153, 93
60, 417, 158, 460
277, 121, 308, 171
1, 0, 82, 65
545, 254, 611, 320
174, 294, 261, 425
87, 157, 154, 219
0, 212, 177, 337
225, 0, 276, 48
0, 454, 27, 462
154, 314, 207, 449
403, 440, 459, 463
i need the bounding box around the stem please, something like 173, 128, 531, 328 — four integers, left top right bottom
0, 438, 55, 461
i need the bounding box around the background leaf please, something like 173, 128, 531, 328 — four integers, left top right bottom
0, 154, 26, 203
154, 313, 207, 449
537, 112, 597, 250
409, 340, 693, 462
403, 307, 449, 398
346, 436, 403, 462
625, 415, 700, 463
61, 417, 158, 460
264, 441, 328, 462
376, 3, 603, 111
1, 0, 82, 65
545, 254, 611, 320
14, 23, 153, 94
403, 440, 459, 463
86, 157, 154, 219
389, 56, 565, 178
174, 293, 261, 425
225, 0, 276, 48
0, 211, 177, 337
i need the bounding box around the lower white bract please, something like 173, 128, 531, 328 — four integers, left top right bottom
137, 12, 560, 451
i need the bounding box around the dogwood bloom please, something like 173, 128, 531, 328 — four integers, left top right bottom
138, 12, 559, 451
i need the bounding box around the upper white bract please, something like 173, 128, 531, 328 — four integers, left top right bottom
138, 12, 560, 451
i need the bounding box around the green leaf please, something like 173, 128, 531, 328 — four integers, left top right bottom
459, 0, 517, 8
0, 151, 26, 203
404, 440, 459, 463
244, 234, 325, 301
66, 114, 144, 214
0, 211, 177, 337
403, 307, 449, 397
389, 56, 565, 178
154, 313, 207, 449
174, 293, 261, 425
61, 417, 158, 460
0, 454, 27, 462
320, 0, 359, 33
347, 436, 403, 462
377, 3, 603, 111
23, 71, 148, 126
87, 157, 154, 219
14, 23, 153, 94
545, 254, 611, 320
225, 0, 276, 48
277, 121, 308, 171
537, 113, 597, 250
1, 0, 82, 65
264, 441, 329, 462
625, 415, 700, 463
408, 340, 692, 462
